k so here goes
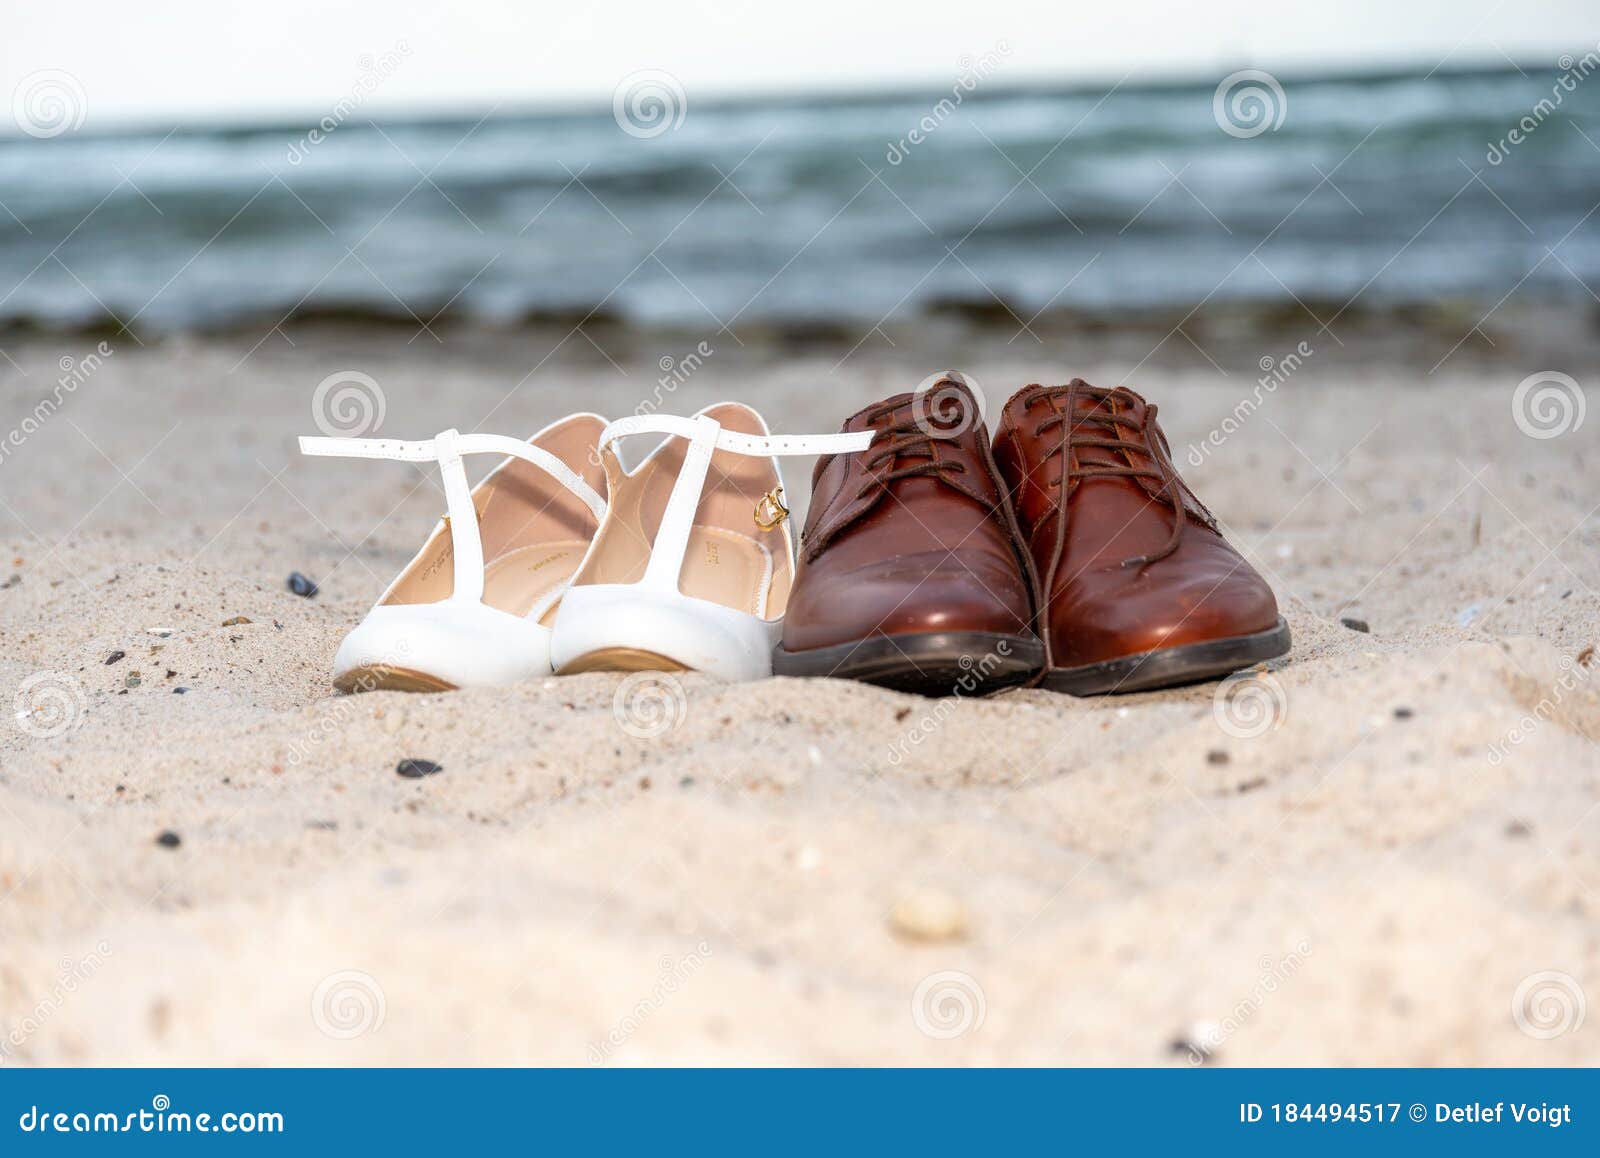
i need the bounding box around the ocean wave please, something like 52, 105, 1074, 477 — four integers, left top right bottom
0, 65, 1594, 336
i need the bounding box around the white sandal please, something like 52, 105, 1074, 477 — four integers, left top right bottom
549, 403, 873, 680
299, 414, 608, 692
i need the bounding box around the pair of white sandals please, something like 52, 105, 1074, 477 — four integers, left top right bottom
300, 405, 874, 691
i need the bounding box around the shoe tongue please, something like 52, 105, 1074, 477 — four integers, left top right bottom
909, 372, 984, 439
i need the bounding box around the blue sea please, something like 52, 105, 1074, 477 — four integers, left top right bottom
0, 64, 1596, 335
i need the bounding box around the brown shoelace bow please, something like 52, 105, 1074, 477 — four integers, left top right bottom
1021, 381, 1201, 569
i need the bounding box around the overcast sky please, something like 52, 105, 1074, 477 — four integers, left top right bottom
4, 0, 1597, 129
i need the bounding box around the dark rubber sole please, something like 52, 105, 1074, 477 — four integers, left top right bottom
772, 631, 1045, 697
1040, 618, 1292, 696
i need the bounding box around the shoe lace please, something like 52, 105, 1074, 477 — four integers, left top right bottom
1021, 381, 1193, 569
852, 396, 975, 503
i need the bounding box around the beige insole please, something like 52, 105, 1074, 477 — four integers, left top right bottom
482, 540, 590, 624
577, 404, 792, 618
583, 525, 772, 616
379, 417, 606, 618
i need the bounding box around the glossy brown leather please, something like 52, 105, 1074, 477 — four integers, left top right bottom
992, 380, 1280, 669
782, 376, 1038, 652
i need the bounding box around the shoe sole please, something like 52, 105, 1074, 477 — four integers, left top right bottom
1040, 618, 1292, 696
555, 648, 691, 675
333, 664, 459, 694
772, 631, 1044, 697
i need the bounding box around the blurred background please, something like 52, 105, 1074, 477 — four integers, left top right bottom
1, 0, 1597, 359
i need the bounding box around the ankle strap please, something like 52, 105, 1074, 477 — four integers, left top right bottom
599, 414, 875, 459
300, 432, 606, 520
299, 429, 606, 605
600, 412, 874, 594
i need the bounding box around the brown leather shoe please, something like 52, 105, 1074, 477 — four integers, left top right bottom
772, 374, 1044, 695
993, 379, 1290, 694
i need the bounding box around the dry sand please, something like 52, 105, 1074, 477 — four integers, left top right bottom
1, 319, 1598, 1065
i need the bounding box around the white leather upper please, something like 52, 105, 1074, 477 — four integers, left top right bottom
550, 406, 875, 679
301, 415, 606, 687
334, 601, 554, 689
594, 411, 872, 598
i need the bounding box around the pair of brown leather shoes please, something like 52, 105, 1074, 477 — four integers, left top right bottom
772, 374, 1290, 696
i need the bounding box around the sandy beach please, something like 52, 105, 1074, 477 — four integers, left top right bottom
2, 312, 1598, 1066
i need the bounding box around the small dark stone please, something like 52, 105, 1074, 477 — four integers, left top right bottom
172, 687, 188, 695
287, 571, 319, 598
396, 758, 443, 779
165, 669, 177, 679
1168, 1034, 1216, 1065
104, 650, 126, 665
1236, 776, 1268, 793
1205, 749, 1230, 765
894, 707, 912, 722
1340, 617, 1370, 633
1393, 706, 1414, 719
1506, 819, 1532, 838
154, 830, 181, 849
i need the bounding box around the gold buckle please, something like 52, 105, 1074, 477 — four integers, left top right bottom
753, 486, 789, 530
441, 506, 484, 529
